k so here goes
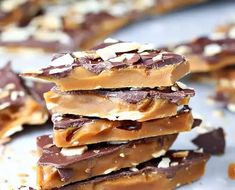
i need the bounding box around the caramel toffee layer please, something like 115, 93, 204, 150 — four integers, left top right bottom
22, 41, 189, 90
45, 85, 194, 121
37, 134, 177, 189
0, 63, 48, 139
52, 107, 198, 147
54, 150, 210, 190
168, 26, 235, 72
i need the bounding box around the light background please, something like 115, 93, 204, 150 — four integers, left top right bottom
0, 0, 235, 189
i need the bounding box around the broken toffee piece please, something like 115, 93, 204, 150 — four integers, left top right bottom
44, 84, 194, 122
37, 134, 177, 189
0, 64, 48, 141
52, 107, 196, 147
167, 27, 235, 73
192, 128, 225, 155
22, 41, 189, 90
0, 0, 44, 27
0, 0, 207, 53
53, 150, 210, 190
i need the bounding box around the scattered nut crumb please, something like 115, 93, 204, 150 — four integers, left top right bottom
228, 163, 235, 180
206, 97, 216, 105
103, 167, 118, 175
18, 173, 29, 177
228, 104, 235, 113
0, 137, 10, 145
30, 150, 38, 157
170, 162, 179, 166
152, 150, 166, 158
130, 167, 139, 172
61, 146, 88, 156
212, 110, 224, 118
173, 151, 189, 158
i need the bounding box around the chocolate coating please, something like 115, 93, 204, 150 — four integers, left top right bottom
37, 134, 174, 168
39, 49, 186, 78
52, 86, 195, 104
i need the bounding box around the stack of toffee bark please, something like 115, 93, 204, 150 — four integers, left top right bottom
23, 40, 210, 190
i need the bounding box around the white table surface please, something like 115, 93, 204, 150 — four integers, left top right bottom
0, 0, 235, 189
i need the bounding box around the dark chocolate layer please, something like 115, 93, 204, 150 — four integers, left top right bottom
52, 85, 195, 104
37, 134, 176, 168
53, 150, 210, 190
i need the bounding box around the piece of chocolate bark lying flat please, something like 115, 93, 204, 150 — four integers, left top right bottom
0, 63, 48, 142
192, 128, 225, 155
53, 150, 210, 190
0, 0, 44, 27
213, 68, 235, 112
22, 40, 189, 90
44, 83, 194, 122
52, 106, 199, 147
0, 0, 154, 53
166, 26, 235, 73
36, 134, 177, 189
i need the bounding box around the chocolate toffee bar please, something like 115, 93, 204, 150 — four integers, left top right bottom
52, 106, 199, 147
0, 0, 206, 52
0, 9, 132, 53
0, 0, 44, 27
44, 84, 194, 122
36, 134, 177, 189
0, 64, 48, 141
0, 0, 151, 53
22, 41, 189, 90
167, 27, 235, 73
54, 150, 210, 190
